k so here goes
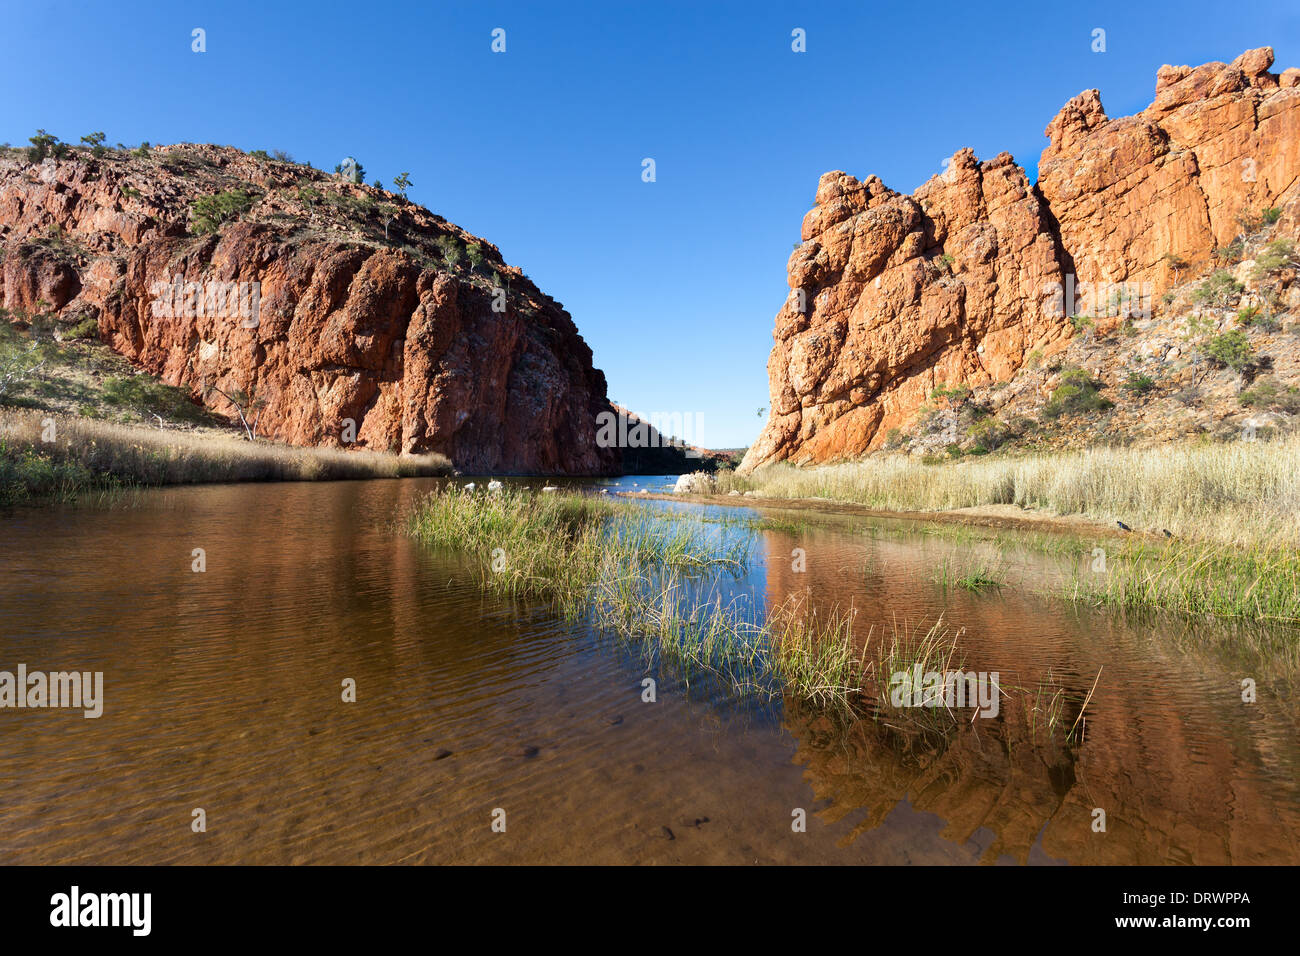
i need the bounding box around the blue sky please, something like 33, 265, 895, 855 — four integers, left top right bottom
3, 0, 1297, 447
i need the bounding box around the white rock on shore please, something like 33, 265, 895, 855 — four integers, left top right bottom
672, 472, 714, 495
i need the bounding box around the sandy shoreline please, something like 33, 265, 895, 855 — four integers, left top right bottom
619, 491, 1147, 541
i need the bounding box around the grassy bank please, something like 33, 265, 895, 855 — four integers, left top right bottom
719, 440, 1300, 624
0, 407, 451, 503
725, 438, 1300, 548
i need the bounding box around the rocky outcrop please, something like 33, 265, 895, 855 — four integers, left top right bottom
0, 145, 618, 475
744, 47, 1300, 471
1039, 47, 1300, 293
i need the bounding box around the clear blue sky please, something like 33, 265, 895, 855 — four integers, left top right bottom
3, 0, 1297, 447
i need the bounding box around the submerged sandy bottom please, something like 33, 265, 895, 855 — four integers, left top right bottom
0, 477, 1296, 864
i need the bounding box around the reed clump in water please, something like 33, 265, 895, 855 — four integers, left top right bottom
411, 489, 1105, 739
932, 555, 1008, 592
408, 488, 991, 714
408, 487, 746, 605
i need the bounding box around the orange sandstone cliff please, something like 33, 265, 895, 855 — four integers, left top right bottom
742, 47, 1300, 471
0, 145, 618, 474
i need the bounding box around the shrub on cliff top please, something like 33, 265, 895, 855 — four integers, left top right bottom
79, 131, 108, 158
435, 235, 463, 268
190, 189, 257, 235
27, 130, 69, 163
466, 242, 484, 272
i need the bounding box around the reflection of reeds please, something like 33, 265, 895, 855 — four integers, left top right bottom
1001, 667, 1102, 745
1022, 671, 1067, 740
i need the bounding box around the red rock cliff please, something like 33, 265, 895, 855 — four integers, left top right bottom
0, 145, 618, 475
743, 47, 1300, 471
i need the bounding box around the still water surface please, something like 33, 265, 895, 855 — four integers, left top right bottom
1, 475, 1296, 864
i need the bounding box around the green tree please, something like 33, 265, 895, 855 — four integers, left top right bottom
435, 235, 462, 269
27, 129, 66, 163
1192, 270, 1244, 309
190, 189, 257, 235
1042, 367, 1112, 419
392, 172, 412, 197
1251, 239, 1296, 281
79, 131, 108, 158
1202, 330, 1254, 372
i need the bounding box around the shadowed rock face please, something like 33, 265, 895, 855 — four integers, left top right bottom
0, 145, 618, 475
743, 47, 1300, 472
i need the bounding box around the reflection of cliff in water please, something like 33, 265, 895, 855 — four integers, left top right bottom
758, 522, 1300, 865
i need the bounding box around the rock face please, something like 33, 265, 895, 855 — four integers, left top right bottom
744, 47, 1300, 471
0, 145, 618, 475
1039, 47, 1300, 294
